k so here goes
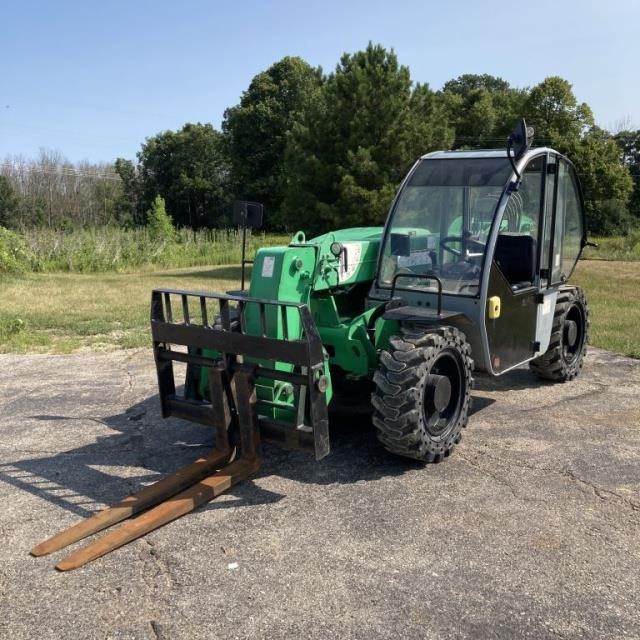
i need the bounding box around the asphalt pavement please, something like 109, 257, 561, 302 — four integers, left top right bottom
0, 347, 639, 639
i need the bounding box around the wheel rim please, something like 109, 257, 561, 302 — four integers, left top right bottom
422, 350, 464, 438
563, 302, 586, 365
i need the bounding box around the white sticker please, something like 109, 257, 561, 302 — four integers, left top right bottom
555, 253, 560, 267
261, 256, 275, 278
339, 242, 362, 282
542, 297, 551, 315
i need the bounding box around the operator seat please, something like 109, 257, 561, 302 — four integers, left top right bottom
494, 233, 536, 292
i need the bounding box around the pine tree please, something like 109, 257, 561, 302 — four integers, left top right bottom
282, 43, 454, 234
146, 195, 175, 241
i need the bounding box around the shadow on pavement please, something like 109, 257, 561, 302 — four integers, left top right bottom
473, 367, 552, 392
0, 368, 527, 521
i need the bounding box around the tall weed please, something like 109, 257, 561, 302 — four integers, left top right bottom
19, 227, 288, 273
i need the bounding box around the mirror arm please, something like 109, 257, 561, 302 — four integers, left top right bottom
507, 136, 521, 188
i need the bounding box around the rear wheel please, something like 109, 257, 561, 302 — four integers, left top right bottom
530, 286, 589, 382
372, 326, 473, 463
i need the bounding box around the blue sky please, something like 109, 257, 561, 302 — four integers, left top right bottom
2, 0, 638, 163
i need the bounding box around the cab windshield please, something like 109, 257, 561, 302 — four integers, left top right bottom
379, 157, 513, 296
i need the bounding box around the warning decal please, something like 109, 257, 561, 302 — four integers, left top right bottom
261, 256, 275, 278
339, 242, 362, 282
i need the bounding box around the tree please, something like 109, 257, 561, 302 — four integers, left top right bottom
137, 123, 230, 228
520, 77, 634, 234
565, 127, 633, 234
0, 175, 19, 228
114, 158, 143, 226
441, 74, 527, 148
443, 73, 512, 95
282, 43, 454, 234
222, 57, 323, 224
2, 153, 123, 229
146, 195, 175, 241
614, 129, 640, 221
524, 76, 594, 145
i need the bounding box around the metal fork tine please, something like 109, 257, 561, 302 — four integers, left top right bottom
30, 450, 229, 557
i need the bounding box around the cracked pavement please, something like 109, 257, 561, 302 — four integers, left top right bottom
0, 347, 639, 639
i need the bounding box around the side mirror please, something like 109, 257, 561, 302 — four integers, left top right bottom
233, 201, 264, 229
508, 118, 534, 161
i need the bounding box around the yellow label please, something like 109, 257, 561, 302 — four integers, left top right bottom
488, 295, 501, 319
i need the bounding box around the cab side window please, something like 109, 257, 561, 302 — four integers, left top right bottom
494, 156, 543, 290
558, 161, 584, 279
500, 155, 543, 238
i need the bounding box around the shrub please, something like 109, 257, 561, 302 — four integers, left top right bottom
588, 199, 634, 236
0, 226, 34, 273
583, 229, 640, 261
0, 316, 26, 341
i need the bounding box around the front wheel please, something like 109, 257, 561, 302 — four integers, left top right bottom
372, 326, 473, 463
530, 286, 589, 382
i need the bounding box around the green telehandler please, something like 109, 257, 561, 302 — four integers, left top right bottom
33, 120, 591, 570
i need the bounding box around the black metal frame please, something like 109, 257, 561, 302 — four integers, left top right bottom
150, 288, 330, 460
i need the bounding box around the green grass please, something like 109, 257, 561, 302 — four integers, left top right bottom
0, 260, 638, 358
0, 265, 242, 353
572, 260, 640, 358
582, 231, 640, 261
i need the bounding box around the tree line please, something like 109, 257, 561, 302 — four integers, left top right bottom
0, 150, 123, 230
1, 43, 639, 236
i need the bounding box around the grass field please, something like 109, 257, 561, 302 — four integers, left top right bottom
0, 266, 240, 353
0, 260, 638, 358
571, 260, 640, 358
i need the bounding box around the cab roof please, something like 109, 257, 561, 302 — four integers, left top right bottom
421, 148, 556, 161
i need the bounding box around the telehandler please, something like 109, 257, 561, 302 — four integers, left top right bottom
32, 120, 590, 569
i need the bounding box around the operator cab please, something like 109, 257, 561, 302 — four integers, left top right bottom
373, 133, 587, 375
379, 151, 513, 296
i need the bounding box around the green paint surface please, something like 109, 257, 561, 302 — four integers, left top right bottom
197, 227, 388, 427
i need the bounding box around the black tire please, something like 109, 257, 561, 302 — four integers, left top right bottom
372, 326, 474, 463
530, 286, 589, 382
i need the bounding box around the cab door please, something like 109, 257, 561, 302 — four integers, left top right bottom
530, 155, 586, 364
550, 158, 586, 283
485, 155, 545, 373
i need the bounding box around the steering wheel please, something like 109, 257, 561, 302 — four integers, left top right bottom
440, 236, 486, 258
